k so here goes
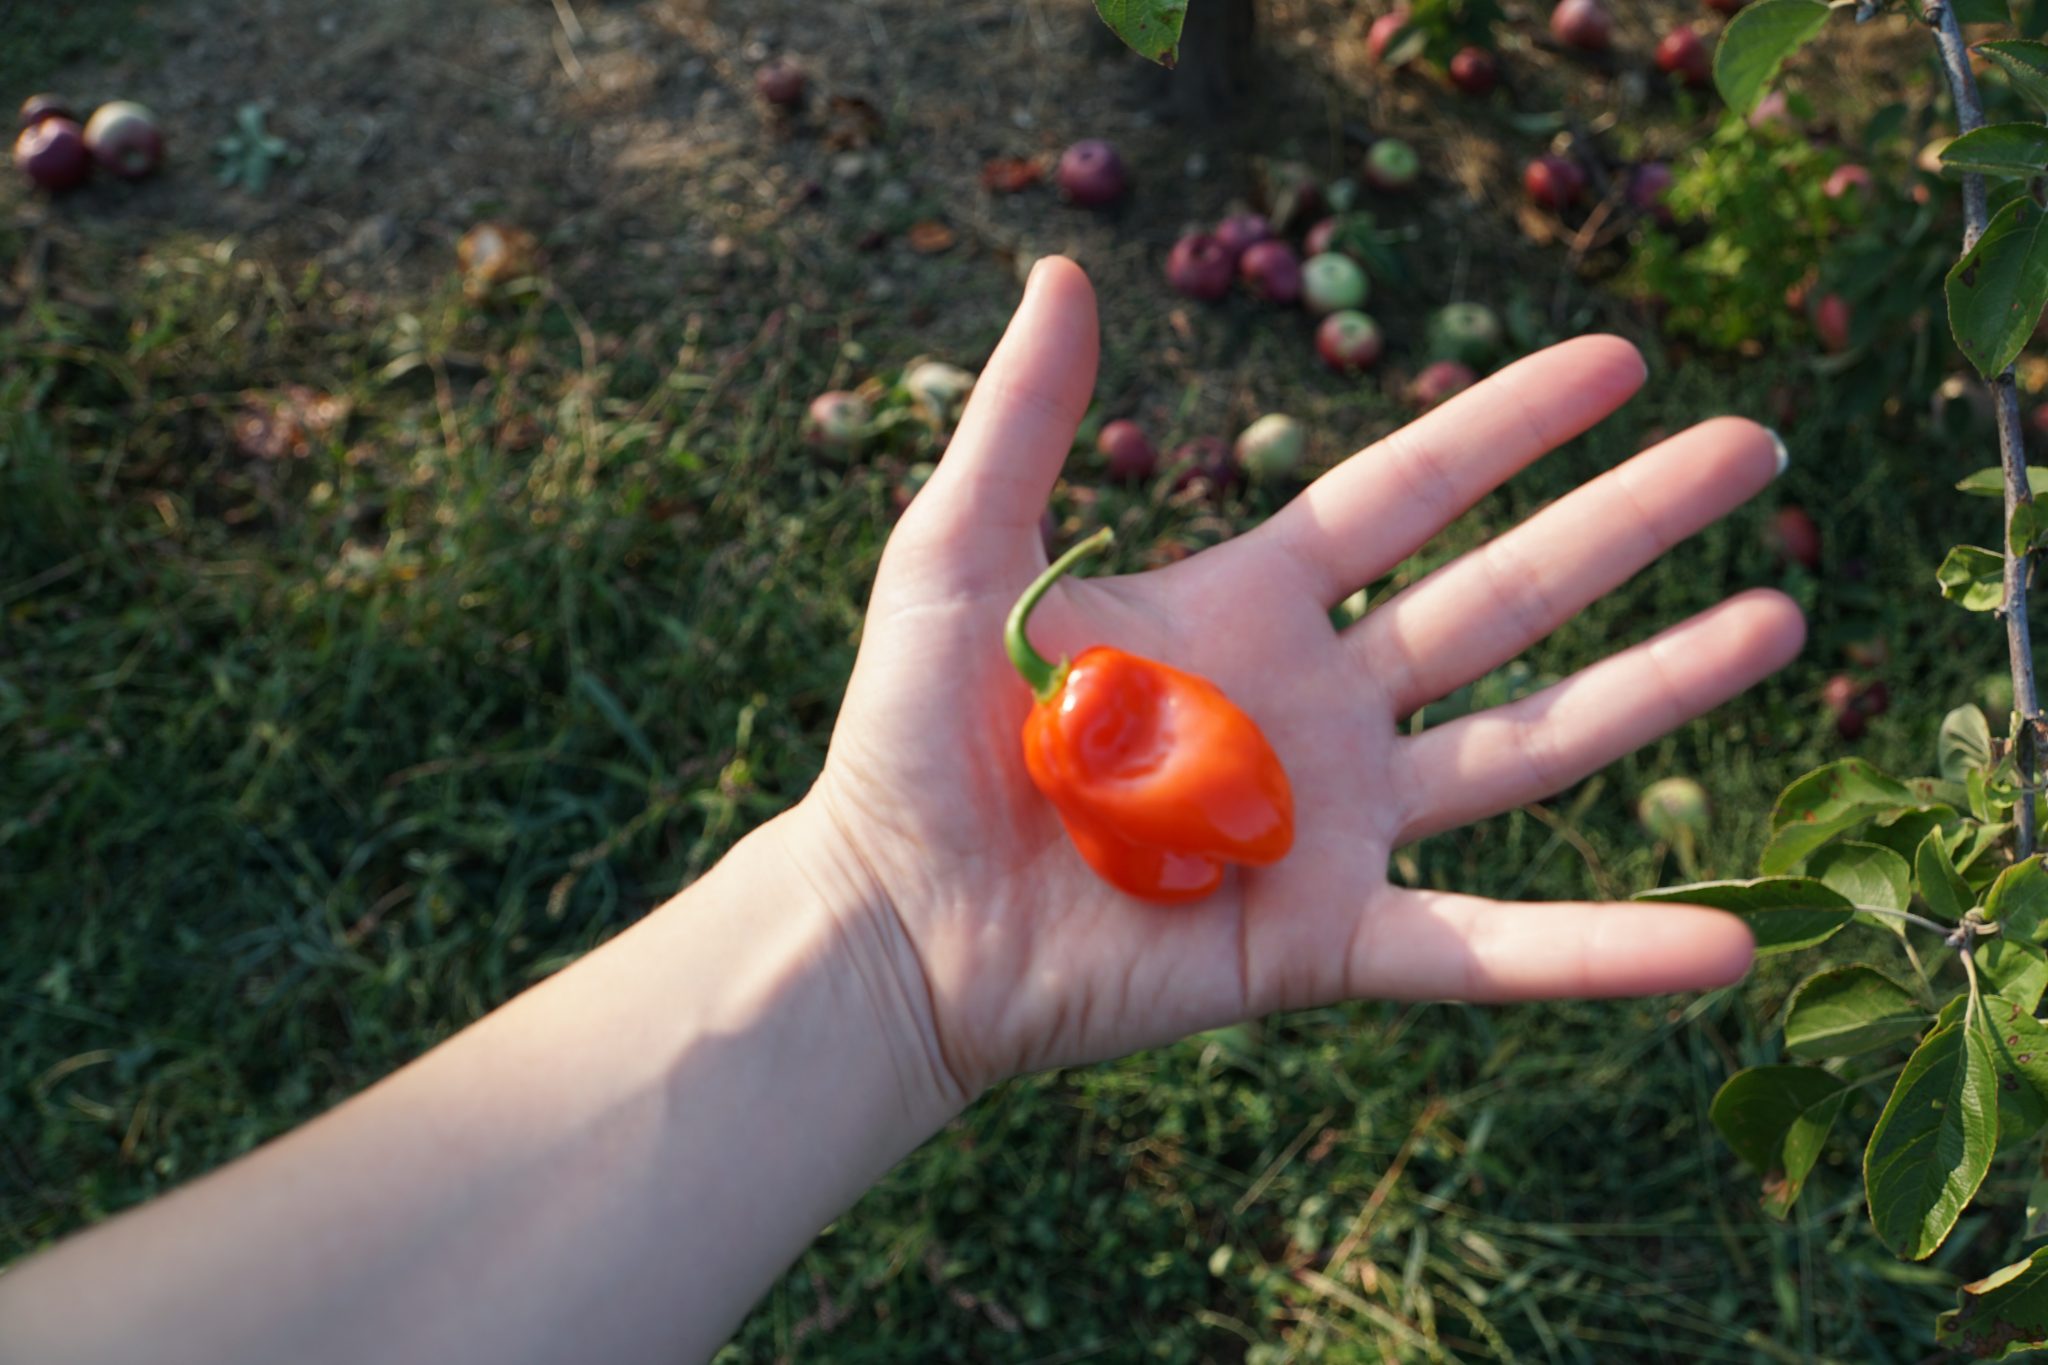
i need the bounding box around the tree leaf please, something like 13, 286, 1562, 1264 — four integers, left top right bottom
1981, 40, 2048, 116
1865, 1023, 1999, 1261
1988, 857, 2048, 939
1941, 705, 1997, 783
1770, 1087, 1846, 1219
1939, 545, 2009, 612
1635, 878, 1853, 955
1093, 0, 1189, 66
1957, 0, 2015, 23
1947, 198, 2048, 381
1957, 465, 2048, 498
1760, 760, 1935, 874
1920, 829, 1977, 923
1978, 992, 2048, 1141
1785, 965, 1928, 1058
1809, 840, 1912, 935
1711, 1065, 1845, 1172
1983, 938, 2048, 1013
1942, 123, 2048, 180
1712, 1, 1831, 114
1938, 1247, 2048, 1358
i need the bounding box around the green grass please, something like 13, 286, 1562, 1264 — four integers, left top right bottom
0, 5, 147, 100
0, 207, 2022, 1362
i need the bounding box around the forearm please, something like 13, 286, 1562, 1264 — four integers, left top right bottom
0, 803, 960, 1365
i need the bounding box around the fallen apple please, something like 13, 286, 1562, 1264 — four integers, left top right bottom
1550, 0, 1612, 52
1235, 413, 1307, 481
1239, 240, 1303, 304
1448, 46, 1499, 95
83, 100, 163, 179
1368, 9, 1417, 66
1317, 310, 1384, 373
1813, 292, 1852, 354
1301, 253, 1369, 316
1214, 212, 1274, 265
1627, 161, 1676, 225
754, 58, 807, 108
1364, 138, 1420, 193
1523, 154, 1586, 211
1097, 419, 1158, 483
1057, 139, 1128, 208
806, 391, 873, 452
1822, 674, 1887, 741
19, 94, 76, 129
1637, 776, 1710, 845
1409, 360, 1477, 409
14, 118, 89, 192
1304, 217, 1340, 258
1170, 436, 1238, 495
1166, 232, 1235, 302
904, 360, 975, 427
1425, 302, 1502, 366
1654, 27, 1712, 89
1765, 505, 1821, 572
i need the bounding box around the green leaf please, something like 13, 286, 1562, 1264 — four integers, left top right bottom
1982, 938, 2048, 1012
1861, 807, 1960, 869
1785, 966, 1927, 1058
1711, 1065, 1845, 1172
1982, 40, 2048, 116
1989, 857, 2048, 939
1977, 992, 2048, 1141
1947, 198, 2048, 381
1956, 465, 2048, 497
1939, 545, 2008, 612
1958, 0, 2015, 23
1942, 123, 2048, 180
1941, 705, 1997, 783
1809, 840, 1912, 935
1770, 1086, 1846, 1218
1093, 0, 1188, 65
1712, 1, 1830, 115
1636, 878, 1854, 955
1865, 1022, 1999, 1260
1760, 760, 1934, 874
1920, 829, 1976, 923
1939, 1248, 2048, 1359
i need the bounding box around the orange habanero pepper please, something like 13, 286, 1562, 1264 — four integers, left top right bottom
1006, 528, 1295, 904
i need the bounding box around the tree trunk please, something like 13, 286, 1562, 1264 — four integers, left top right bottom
1170, 0, 1256, 125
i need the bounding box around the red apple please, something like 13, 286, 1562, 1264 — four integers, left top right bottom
1364, 138, 1420, 192
1824, 163, 1873, 201
19, 94, 75, 129
82, 101, 162, 179
1368, 9, 1416, 66
1239, 240, 1303, 304
1166, 232, 1235, 301
1766, 505, 1821, 571
805, 391, 873, 452
1655, 27, 1712, 89
1317, 310, 1384, 372
1304, 217, 1340, 258
1524, 154, 1586, 211
14, 117, 89, 191
1409, 360, 1477, 409
1550, 0, 1613, 52
754, 58, 806, 108
1056, 139, 1128, 208
1628, 161, 1676, 224
1170, 436, 1238, 495
1813, 292, 1852, 354
1822, 674, 1887, 741
1097, 420, 1158, 483
1448, 46, 1499, 95
1214, 212, 1274, 265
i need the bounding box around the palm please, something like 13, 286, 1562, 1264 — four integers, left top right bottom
813, 259, 1802, 1095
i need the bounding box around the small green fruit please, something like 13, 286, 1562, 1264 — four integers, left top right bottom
1426, 303, 1503, 366
1234, 413, 1307, 481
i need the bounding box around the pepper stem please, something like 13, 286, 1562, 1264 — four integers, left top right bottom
1006, 527, 1115, 702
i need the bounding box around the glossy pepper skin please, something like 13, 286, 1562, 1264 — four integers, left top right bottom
1008, 529, 1295, 903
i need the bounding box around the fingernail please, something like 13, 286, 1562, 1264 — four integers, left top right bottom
1768, 429, 1789, 478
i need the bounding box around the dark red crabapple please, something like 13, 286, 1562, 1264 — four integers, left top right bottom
1166, 232, 1235, 301
1056, 139, 1128, 208
1766, 505, 1821, 572
753, 58, 807, 108
1169, 436, 1238, 495
1550, 0, 1613, 52
1409, 360, 1477, 409
14, 117, 89, 191
19, 94, 76, 129
1096, 420, 1158, 483
1213, 212, 1274, 265
1448, 46, 1499, 95
1813, 293, 1852, 354
1628, 161, 1675, 224
1238, 240, 1303, 304
1654, 27, 1712, 89
1524, 154, 1586, 211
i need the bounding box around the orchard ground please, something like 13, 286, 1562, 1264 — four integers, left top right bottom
0, 1, 2021, 1360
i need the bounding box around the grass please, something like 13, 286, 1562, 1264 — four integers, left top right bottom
0, 63, 2029, 1365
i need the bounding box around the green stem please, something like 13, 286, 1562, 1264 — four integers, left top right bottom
1006, 527, 1115, 701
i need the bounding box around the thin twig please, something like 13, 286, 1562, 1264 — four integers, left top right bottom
1929, 1, 2042, 858
1850, 903, 1955, 938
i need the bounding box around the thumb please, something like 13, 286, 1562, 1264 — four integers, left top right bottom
900, 256, 1099, 586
